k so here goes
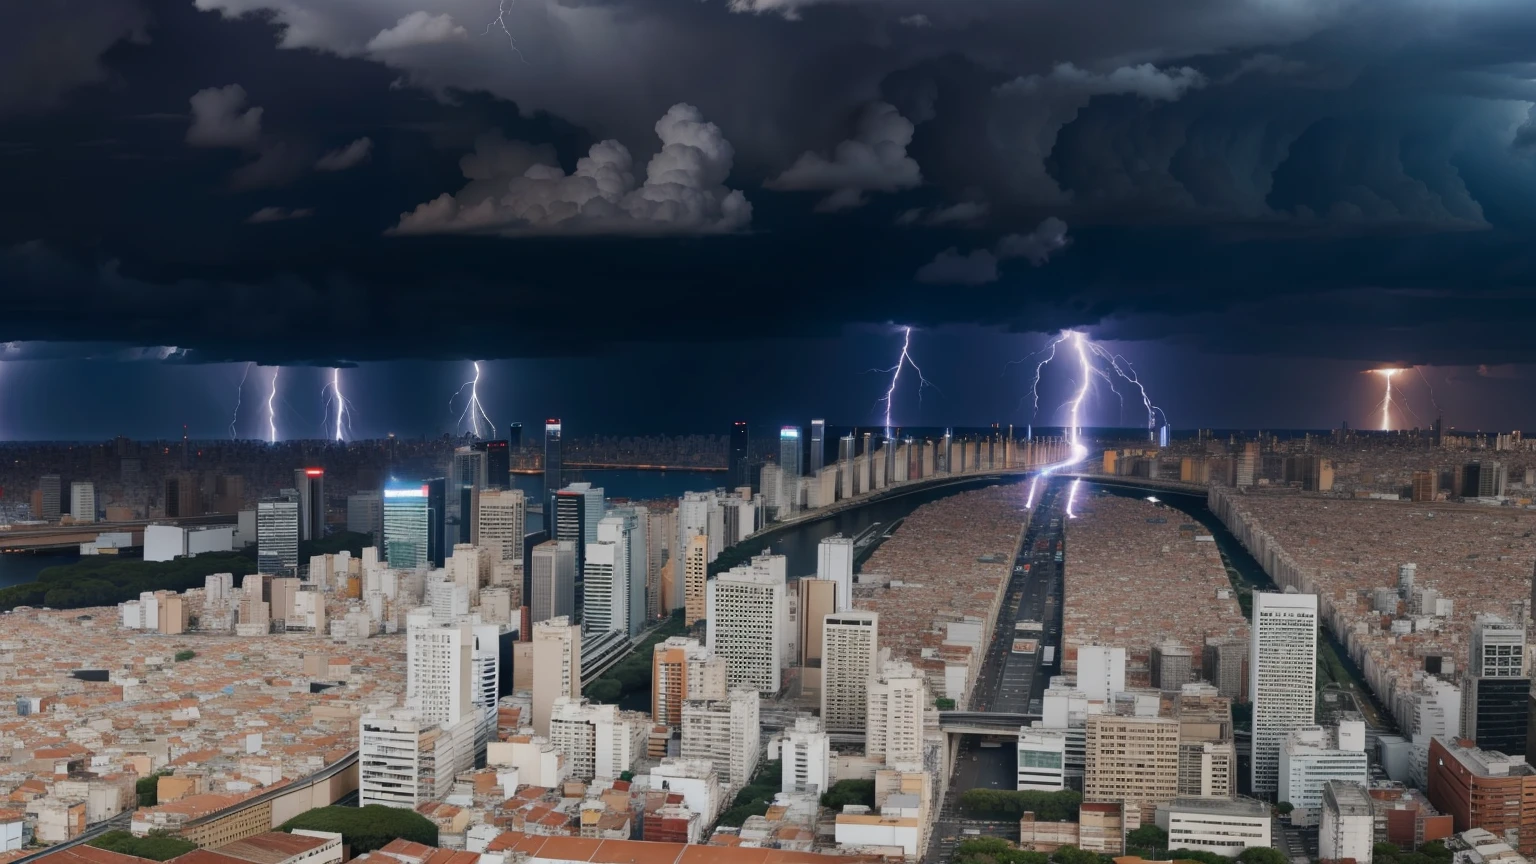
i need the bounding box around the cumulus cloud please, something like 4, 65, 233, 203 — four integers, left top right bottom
1514, 105, 1536, 153
897, 201, 989, 226
914, 217, 1071, 283
247, 206, 313, 223
366, 12, 467, 52
1002, 62, 1207, 102
899, 14, 931, 28
391, 103, 752, 236
0, 1, 148, 116
315, 137, 373, 171
767, 102, 921, 210
915, 247, 997, 285
186, 84, 264, 149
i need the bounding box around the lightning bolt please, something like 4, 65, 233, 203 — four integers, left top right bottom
1086, 344, 1168, 439
1414, 365, 1443, 415
449, 361, 497, 439
482, 0, 527, 61
321, 368, 355, 442
868, 326, 939, 435
267, 366, 280, 444
1372, 369, 1403, 431
230, 361, 252, 440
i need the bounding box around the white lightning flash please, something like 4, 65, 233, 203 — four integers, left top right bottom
322, 368, 355, 442
450, 361, 497, 439
869, 326, 939, 434
1371, 368, 1417, 431
483, 0, 527, 61
267, 366, 280, 444
230, 362, 252, 440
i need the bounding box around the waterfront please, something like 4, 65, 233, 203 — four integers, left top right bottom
0, 550, 81, 589
507, 468, 725, 532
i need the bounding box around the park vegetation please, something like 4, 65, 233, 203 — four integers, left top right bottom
583, 609, 686, 705
955, 838, 1292, 864
0, 551, 258, 613
89, 830, 197, 861
279, 805, 437, 854
714, 760, 782, 827
819, 780, 876, 811
957, 789, 1082, 822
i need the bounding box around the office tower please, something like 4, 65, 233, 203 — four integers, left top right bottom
555, 482, 604, 584
1251, 592, 1318, 797
1463, 677, 1529, 756
530, 540, 577, 623
822, 611, 878, 733
347, 491, 383, 541
1078, 645, 1127, 702
778, 426, 802, 512
865, 660, 926, 766
422, 477, 446, 567
406, 612, 474, 725
69, 482, 95, 524
583, 536, 624, 636
681, 690, 761, 789
1412, 471, 1439, 502
783, 716, 831, 795
1085, 711, 1180, 813
1319, 782, 1375, 864
1278, 722, 1368, 825
683, 534, 709, 626
548, 696, 642, 781
838, 434, 855, 464
862, 432, 874, 489
605, 507, 649, 635
706, 567, 786, 693
161, 473, 198, 519
759, 464, 784, 517
1175, 692, 1236, 798
257, 496, 300, 575
476, 439, 510, 488
1471, 614, 1526, 678
796, 579, 837, 667
809, 419, 825, 475
677, 491, 717, 602
1017, 729, 1069, 792
1235, 442, 1258, 487
544, 419, 563, 518
294, 468, 325, 542
531, 617, 581, 737
33, 474, 60, 521
506, 423, 522, 451
1463, 460, 1508, 498
729, 421, 749, 489
1151, 640, 1193, 690
645, 508, 674, 619
383, 481, 431, 570
1427, 738, 1536, 855
478, 489, 527, 563
816, 536, 855, 611
1155, 799, 1272, 856
652, 637, 727, 727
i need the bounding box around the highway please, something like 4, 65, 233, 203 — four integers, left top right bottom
929, 478, 1067, 863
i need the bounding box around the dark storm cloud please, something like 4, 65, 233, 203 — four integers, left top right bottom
2, 0, 1536, 367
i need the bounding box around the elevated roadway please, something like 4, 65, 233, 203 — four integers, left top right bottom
0, 514, 237, 552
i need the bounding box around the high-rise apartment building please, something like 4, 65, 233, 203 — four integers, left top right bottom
822, 611, 878, 733
683, 534, 709, 626
358, 708, 477, 809
1251, 592, 1318, 797
478, 489, 527, 563
681, 690, 761, 789
783, 715, 830, 795
652, 637, 727, 727
347, 491, 383, 540
161, 473, 196, 519
383, 482, 431, 570
257, 496, 299, 575
809, 419, 826, 476
1078, 645, 1127, 702
1278, 722, 1369, 826
796, 579, 837, 668
406, 612, 474, 726
531, 617, 581, 737
706, 566, 786, 694
36, 475, 61, 522
294, 468, 325, 542
548, 696, 643, 781
729, 421, 749, 489
544, 420, 563, 518
1151, 640, 1193, 690
583, 533, 625, 636
69, 482, 95, 524
1202, 638, 1247, 702
1175, 692, 1236, 799
817, 536, 855, 612
603, 509, 648, 636
530, 540, 576, 623
1085, 712, 1181, 814
778, 426, 802, 514
865, 660, 927, 767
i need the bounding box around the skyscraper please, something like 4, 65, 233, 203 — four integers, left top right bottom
706, 565, 786, 694
729, 421, 749, 489
532, 617, 581, 736
70, 482, 96, 524
162, 473, 195, 519
347, 491, 383, 541
866, 660, 927, 766
478, 489, 527, 563
809, 419, 826, 476
506, 423, 522, 451
544, 419, 563, 519
530, 539, 576, 623
294, 468, 325, 542
583, 526, 625, 636
822, 611, 878, 733
817, 535, 855, 612
257, 495, 300, 575
383, 481, 431, 570
474, 439, 509, 489
1251, 591, 1318, 797
425, 477, 447, 567
778, 426, 802, 514
37, 474, 61, 521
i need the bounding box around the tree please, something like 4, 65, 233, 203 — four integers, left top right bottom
936, 697, 957, 709
1050, 844, 1102, 864
819, 780, 876, 811
958, 789, 1082, 822
1236, 846, 1289, 864
1274, 801, 1294, 816
174, 650, 196, 662
135, 773, 167, 807
280, 805, 437, 854
1127, 825, 1168, 850
89, 831, 197, 861
1419, 841, 1452, 863
954, 837, 1050, 864
586, 679, 622, 704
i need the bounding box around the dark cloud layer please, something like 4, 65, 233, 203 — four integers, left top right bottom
2, 0, 1536, 370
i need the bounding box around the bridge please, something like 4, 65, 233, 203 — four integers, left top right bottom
0, 514, 238, 552
938, 711, 1041, 736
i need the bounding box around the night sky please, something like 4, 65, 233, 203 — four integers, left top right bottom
4, 0, 1536, 438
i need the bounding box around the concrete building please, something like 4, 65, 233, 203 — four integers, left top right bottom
1176, 691, 1237, 799
817, 536, 855, 611
38, 474, 61, 521
822, 611, 878, 734
1426, 737, 1536, 855
1079, 645, 1127, 702
382, 482, 432, 571
347, 491, 383, 541
681, 689, 761, 790
478, 489, 526, 563
358, 708, 478, 808
1278, 722, 1369, 825
651, 637, 726, 728
530, 540, 576, 623
1320, 781, 1376, 864
1085, 712, 1180, 818
1155, 797, 1272, 857
683, 534, 709, 627
1017, 728, 1068, 792
1251, 591, 1318, 797
257, 496, 300, 575
70, 482, 96, 524
783, 715, 831, 795
583, 535, 625, 636
706, 565, 786, 694
548, 697, 644, 781
144, 523, 235, 562
1203, 638, 1247, 702
866, 660, 927, 767
1152, 640, 1194, 691
531, 617, 581, 737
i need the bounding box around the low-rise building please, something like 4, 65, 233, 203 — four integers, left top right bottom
1278, 722, 1368, 826
1155, 797, 1272, 857
1320, 781, 1376, 864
